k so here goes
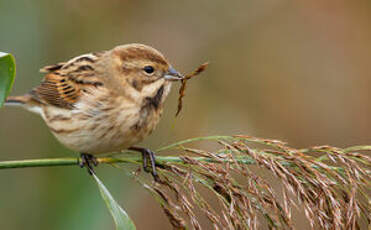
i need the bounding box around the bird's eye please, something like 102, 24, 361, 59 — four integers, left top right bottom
143, 65, 155, 75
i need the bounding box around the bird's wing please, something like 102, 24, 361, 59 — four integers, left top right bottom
39, 62, 66, 73
31, 72, 81, 109
32, 52, 105, 109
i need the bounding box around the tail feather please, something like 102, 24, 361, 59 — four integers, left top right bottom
4, 95, 43, 114
5, 95, 30, 106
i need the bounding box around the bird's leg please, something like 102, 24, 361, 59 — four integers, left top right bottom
141, 151, 149, 172
79, 153, 98, 175
129, 147, 159, 181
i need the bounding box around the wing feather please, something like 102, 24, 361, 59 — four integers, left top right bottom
40, 62, 66, 73
33, 52, 106, 109
33, 73, 80, 109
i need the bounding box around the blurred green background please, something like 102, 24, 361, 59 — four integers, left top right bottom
1, 0, 371, 229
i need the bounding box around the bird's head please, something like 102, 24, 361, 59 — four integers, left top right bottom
108, 44, 183, 96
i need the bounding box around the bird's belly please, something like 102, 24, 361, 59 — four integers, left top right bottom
43, 105, 162, 155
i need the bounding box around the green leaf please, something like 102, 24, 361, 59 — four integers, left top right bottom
92, 174, 136, 230
0, 52, 16, 108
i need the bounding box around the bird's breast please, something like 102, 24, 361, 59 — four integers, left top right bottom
42, 86, 168, 155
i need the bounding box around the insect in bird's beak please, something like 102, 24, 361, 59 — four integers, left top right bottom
164, 67, 184, 81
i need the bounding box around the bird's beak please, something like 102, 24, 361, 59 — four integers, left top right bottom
164, 67, 184, 81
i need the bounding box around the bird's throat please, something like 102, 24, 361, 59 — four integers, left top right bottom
145, 85, 164, 110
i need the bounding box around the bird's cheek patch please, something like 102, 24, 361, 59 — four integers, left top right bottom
128, 79, 143, 91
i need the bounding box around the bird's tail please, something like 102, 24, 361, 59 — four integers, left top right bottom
4, 95, 42, 114
5, 95, 31, 106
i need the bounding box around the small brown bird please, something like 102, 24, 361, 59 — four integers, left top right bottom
5, 43, 184, 178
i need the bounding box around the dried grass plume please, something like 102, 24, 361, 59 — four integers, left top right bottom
120, 135, 370, 230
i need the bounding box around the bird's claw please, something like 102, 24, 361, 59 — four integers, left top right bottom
129, 147, 159, 181
79, 153, 98, 175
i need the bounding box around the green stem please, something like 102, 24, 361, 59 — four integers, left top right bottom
0, 155, 257, 170
3, 135, 365, 170
156, 135, 234, 152
0, 155, 356, 176
0, 158, 78, 169
343, 145, 371, 153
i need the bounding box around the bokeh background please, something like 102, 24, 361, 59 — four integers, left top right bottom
0, 0, 370, 229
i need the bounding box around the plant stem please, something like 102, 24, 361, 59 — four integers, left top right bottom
343, 145, 371, 153
0, 155, 257, 170
0, 158, 78, 169
0, 154, 366, 176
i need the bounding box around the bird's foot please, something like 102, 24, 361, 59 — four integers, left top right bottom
129, 147, 159, 181
79, 153, 98, 175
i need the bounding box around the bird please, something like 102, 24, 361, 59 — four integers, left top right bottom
4, 43, 184, 179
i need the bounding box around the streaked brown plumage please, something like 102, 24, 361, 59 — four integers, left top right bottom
5, 44, 184, 177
